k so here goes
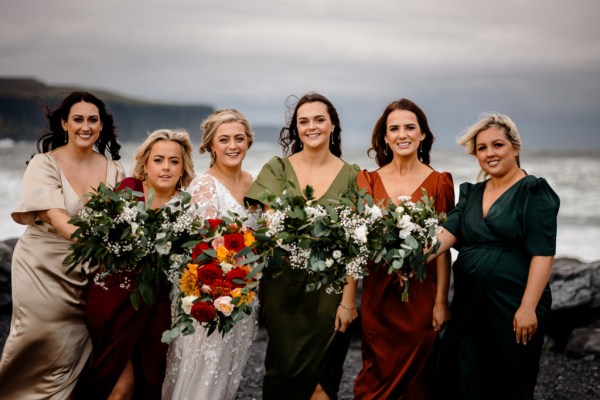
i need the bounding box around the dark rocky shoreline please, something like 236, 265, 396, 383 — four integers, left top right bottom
232, 327, 600, 400
1, 237, 599, 399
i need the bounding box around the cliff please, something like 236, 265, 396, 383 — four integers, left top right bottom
0, 77, 214, 142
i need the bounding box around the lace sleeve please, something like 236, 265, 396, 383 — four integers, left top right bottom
186, 174, 219, 219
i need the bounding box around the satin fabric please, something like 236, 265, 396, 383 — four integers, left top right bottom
354, 169, 455, 400
246, 156, 360, 400
83, 178, 171, 400
0, 153, 123, 399
437, 176, 559, 400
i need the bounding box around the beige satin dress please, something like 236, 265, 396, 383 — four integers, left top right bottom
0, 152, 124, 399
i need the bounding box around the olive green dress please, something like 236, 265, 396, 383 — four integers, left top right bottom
437, 175, 559, 400
246, 156, 360, 400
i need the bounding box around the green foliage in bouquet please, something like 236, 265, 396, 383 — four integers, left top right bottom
64, 182, 201, 309
253, 182, 385, 294
162, 215, 261, 343
377, 189, 447, 301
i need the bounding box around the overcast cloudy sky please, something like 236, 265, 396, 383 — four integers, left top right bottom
1, 0, 599, 149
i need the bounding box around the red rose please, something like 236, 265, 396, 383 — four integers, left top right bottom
225, 267, 248, 288
191, 241, 210, 262
207, 219, 222, 231
197, 263, 223, 285
210, 278, 233, 298
190, 301, 216, 323
224, 233, 245, 252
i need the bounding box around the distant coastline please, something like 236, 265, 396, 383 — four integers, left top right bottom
0, 77, 281, 143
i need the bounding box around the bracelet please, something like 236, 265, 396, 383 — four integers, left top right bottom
339, 303, 357, 311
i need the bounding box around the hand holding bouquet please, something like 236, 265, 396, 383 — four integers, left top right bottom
378, 189, 446, 301
255, 184, 384, 294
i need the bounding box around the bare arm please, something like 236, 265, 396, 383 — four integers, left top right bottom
37, 209, 77, 241
427, 227, 458, 263
432, 250, 451, 331
335, 277, 358, 333
513, 255, 553, 345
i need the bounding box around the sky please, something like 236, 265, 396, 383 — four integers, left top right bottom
1, 0, 599, 149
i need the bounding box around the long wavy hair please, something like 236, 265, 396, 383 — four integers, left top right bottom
35, 91, 121, 160
368, 98, 434, 167
278, 92, 342, 157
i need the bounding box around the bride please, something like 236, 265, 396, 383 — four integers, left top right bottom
162, 109, 259, 399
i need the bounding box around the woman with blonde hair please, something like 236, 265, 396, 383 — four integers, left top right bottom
84, 128, 194, 400
163, 109, 258, 400
431, 113, 559, 399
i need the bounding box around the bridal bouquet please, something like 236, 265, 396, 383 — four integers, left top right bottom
378, 189, 446, 301
162, 215, 261, 342
65, 182, 202, 308
255, 184, 385, 294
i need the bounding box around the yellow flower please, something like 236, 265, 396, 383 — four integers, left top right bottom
244, 230, 256, 247
179, 263, 200, 296
216, 245, 235, 263
231, 287, 255, 305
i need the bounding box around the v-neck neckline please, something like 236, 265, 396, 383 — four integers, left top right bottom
480, 176, 527, 219
206, 173, 247, 209
283, 157, 346, 202
373, 169, 436, 204
48, 152, 109, 204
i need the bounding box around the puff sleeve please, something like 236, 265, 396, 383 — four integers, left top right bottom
442, 182, 474, 240
434, 171, 456, 215
245, 156, 287, 204
11, 154, 66, 225
356, 170, 374, 197
521, 177, 560, 256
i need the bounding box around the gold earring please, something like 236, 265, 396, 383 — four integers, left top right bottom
64, 130, 68, 143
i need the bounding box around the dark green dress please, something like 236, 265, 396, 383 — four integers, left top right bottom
246, 156, 360, 400
437, 175, 559, 400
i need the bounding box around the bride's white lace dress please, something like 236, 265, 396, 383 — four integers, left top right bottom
162, 173, 260, 400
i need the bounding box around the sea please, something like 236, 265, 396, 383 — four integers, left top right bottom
1, 139, 599, 263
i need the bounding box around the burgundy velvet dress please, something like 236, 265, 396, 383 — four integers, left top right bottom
354, 169, 455, 400
83, 178, 171, 400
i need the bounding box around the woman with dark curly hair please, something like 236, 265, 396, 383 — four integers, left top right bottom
246, 92, 359, 400
0, 91, 124, 399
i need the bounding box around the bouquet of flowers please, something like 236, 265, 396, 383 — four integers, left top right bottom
161, 215, 261, 342
64, 182, 202, 309
255, 184, 385, 294
377, 189, 446, 301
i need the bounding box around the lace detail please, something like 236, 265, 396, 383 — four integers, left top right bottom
163, 173, 260, 400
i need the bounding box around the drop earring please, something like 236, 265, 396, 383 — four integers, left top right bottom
384, 142, 388, 156
330, 131, 334, 145
64, 130, 68, 143
418, 141, 423, 162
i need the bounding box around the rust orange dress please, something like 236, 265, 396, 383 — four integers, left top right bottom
354, 169, 455, 400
